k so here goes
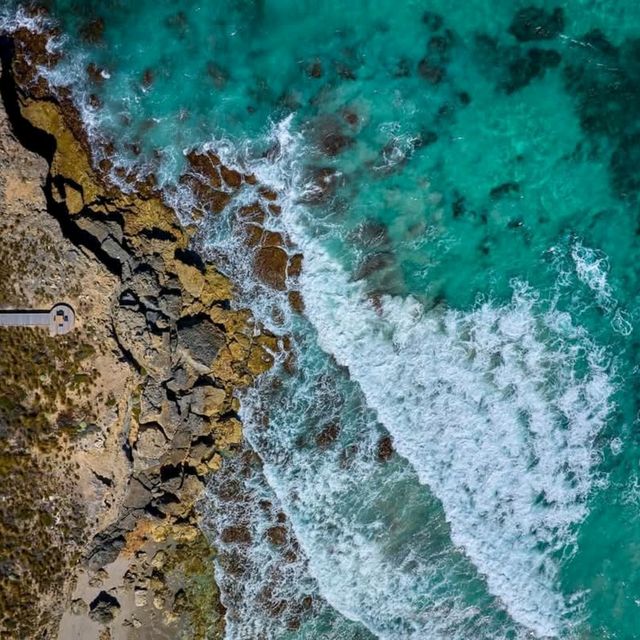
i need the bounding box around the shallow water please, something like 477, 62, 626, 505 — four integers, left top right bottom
5, 0, 640, 637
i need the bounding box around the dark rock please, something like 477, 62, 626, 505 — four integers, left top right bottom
377, 435, 394, 462
101, 236, 133, 268
315, 421, 340, 448
509, 7, 564, 42
353, 251, 395, 281
288, 253, 304, 279
299, 167, 341, 204
220, 165, 243, 188
320, 132, 354, 156
88, 591, 120, 624
219, 549, 248, 577
254, 246, 289, 290
87, 62, 105, 84
87, 533, 125, 570
350, 219, 390, 249
142, 68, 154, 88
221, 526, 252, 544
490, 181, 521, 199
74, 217, 113, 244
88, 94, 102, 109
177, 316, 225, 367
343, 108, 359, 126
265, 526, 287, 546
458, 91, 472, 105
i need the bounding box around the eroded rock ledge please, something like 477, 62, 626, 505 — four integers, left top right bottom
0, 28, 277, 640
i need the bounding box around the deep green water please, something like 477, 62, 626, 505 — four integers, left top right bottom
5, 1, 640, 638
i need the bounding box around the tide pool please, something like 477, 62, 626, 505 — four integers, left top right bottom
6, 0, 640, 637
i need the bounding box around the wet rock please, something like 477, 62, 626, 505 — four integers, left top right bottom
353, 251, 395, 281
287, 253, 303, 279
299, 167, 341, 204
186, 149, 221, 177
315, 421, 340, 448
254, 246, 289, 290
177, 316, 225, 367
89, 591, 121, 624
377, 435, 394, 462
320, 131, 354, 156
87, 62, 106, 85
288, 291, 305, 313
350, 219, 390, 249
393, 57, 412, 78
142, 68, 154, 89
221, 526, 252, 545
220, 165, 243, 188
509, 7, 564, 42
265, 526, 287, 546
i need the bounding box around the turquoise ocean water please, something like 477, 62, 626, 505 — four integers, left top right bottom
4, 1, 640, 637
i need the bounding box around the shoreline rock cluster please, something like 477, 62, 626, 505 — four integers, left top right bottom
0, 24, 283, 640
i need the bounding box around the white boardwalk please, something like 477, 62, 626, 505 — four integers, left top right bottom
0, 304, 75, 336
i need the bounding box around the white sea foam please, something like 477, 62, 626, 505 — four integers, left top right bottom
0, 3, 46, 35
571, 241, 613, 310
229, 118, 616, 639
570, 240, 632, 336
297, 253, 614, 638
238, 345, 531, 640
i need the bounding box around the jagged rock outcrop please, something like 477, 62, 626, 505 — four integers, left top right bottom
0, 24, 282, 640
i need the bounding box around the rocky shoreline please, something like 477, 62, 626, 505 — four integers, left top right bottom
0, 24, 293, 640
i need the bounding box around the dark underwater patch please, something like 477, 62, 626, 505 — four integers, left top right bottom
475, 35, 562, 94
508, 7, 565, 42
504, 47, 561, 94
563, 31, 640, 200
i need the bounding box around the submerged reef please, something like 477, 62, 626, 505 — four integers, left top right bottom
0, 23, 291, 640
